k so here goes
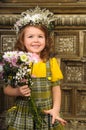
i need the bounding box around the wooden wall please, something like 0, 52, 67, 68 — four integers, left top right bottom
0, 0, 86, 129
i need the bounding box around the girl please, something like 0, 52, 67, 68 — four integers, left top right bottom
4, 7, 67, 130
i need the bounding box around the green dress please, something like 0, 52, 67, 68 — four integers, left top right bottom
6, 58, 65, 130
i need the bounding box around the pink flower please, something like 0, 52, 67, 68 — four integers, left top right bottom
28, 53, 39, 63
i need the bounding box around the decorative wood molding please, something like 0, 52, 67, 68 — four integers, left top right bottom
0, 0, 78, 3
0, 2, 86, 130
1, 14, 86, 27
0, 2, 86, 14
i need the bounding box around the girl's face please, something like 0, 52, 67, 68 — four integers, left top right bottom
23, 26, 46, 54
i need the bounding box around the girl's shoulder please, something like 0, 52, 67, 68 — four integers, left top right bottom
50, 57, 63, 81
50, 57, 60, 66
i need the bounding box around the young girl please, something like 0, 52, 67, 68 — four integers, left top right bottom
3, 7, 67, 130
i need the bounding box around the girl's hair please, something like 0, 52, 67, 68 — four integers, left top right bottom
14, 24, 55, 61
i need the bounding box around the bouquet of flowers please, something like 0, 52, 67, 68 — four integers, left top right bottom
0, 51, 45, 129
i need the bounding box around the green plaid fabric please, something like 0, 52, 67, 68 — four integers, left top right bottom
6, 60, 65, 130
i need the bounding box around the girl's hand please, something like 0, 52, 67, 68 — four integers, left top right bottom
44, 109, 67, 126
17, 85, 31, 97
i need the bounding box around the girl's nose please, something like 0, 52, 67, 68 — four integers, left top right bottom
34, 37, 39, 42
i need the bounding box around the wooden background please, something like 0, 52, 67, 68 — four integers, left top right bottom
0, 0, 86, 129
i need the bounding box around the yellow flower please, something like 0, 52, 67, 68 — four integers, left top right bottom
20, 54, 28, 62
8, 76, 12, 80
48, 76, 51, 80
29, 62, 33, 67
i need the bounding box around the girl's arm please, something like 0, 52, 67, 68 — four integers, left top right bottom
44, 85, 67, 125
52, 85, 61, 114
52, 85, 67, 125
3, 85, 31, 97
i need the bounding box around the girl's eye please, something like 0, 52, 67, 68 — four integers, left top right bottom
39, 35, 44, 38
28, 36, 33, 38
26, 35, 44, 38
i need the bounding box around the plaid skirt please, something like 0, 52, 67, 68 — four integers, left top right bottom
6, 99, 65, 130
6, 61, 65, 130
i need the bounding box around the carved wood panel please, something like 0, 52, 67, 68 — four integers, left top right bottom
0, 30, 16, 52
54, 29, 86, 129
54, 30, 80, 58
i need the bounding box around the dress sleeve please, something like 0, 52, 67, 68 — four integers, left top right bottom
50, 57, 63, 84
